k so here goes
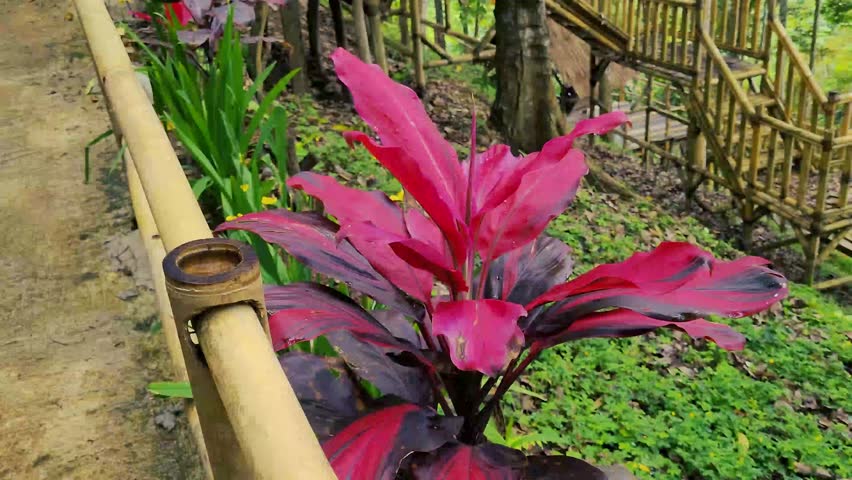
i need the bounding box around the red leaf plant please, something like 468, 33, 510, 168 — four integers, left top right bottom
216, 48, 788, 479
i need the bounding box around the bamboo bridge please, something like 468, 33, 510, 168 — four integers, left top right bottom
359, 0, 851, 289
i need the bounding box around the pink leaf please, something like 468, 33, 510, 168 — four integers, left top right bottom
432, 300, 527, 376
323, 404, 462, 480
475, 150, 588, 260
215, 211, 413, 315
338, 221, 435, 305
391, 238, 468, 292
534, 309, 747, 351
405, 208, 450, 260
332, 48, 465, 216
526, 243, 787, 337
344, 131, 468, 264
410, 443, 525, 479
265, 283, 430, 365
288, 172, 407, 236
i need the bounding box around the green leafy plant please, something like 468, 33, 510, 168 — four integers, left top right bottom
129, 7, 308, 283
148, 381, 193, 399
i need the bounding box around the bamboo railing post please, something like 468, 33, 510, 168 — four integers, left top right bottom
366, 0, 388, 71
352, 0, 373, 62
410, 0, 426, 92
398, 0, 410, 47
72, 1, 337, 477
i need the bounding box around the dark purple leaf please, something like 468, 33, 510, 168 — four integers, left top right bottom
409, 442, 525, 479
264, 283, 425, 362
322, 404, 462, 480
432, 300, 527, 376
370, 309, 424, 348
278, 352, 362, 439
482, 235, 573, 307
278, 352, 359, 417
523, 455, 607, 480
533, 309, 746, 351
216, 210, 414, 315
326, 331, 433, 405
526, 242, 787, 337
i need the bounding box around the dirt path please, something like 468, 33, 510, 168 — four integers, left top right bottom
0, 1, 199, 478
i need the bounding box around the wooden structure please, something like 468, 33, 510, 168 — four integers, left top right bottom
345, 0, 851, 289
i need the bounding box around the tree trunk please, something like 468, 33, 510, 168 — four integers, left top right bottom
280, 0, 307, 93
307, 0, 322, 76
491, 0, 564, 153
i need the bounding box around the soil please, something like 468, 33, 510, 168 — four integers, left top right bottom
0, 1, 201, 478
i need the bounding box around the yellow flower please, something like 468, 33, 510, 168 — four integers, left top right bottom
261, 196, 277, 206
768, 358, 774, 364
240, 184, 249, 192
225, 215, 237, 221
165, 119, 175, 131
389, 189, 405, 202
637, 464, 651, 473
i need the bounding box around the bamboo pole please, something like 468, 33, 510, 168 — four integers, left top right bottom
72, 1, 337, 478
352, 0, 373, 62
411, 0, 426, 91
366, 0, 388, 71
125, 151, 213, 480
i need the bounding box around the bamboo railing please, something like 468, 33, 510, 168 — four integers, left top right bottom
73, 0, 338, 477
549, 0, 850, 287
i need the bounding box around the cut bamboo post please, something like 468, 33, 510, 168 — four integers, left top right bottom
72, 0, 337, 478
398, 0, 410, 47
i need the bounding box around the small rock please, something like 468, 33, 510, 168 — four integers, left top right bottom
117, 289, 138, 301
154, 410, 177, 432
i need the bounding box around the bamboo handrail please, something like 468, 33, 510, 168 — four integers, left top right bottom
73, 0, 337, 478
698, 29, 756, 116
125, 151, 214, 480
769, 19, 828, 105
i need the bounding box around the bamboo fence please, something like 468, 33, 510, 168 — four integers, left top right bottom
73, 0, 338, 477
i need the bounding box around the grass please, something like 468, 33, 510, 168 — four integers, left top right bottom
294, 100, 851, 478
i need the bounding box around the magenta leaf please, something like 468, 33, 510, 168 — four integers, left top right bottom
338, 221, 435, 305
331, 48, 465, 217
409, 443, 525, 479
344, 131, 469, 264
526, 242, 787, 338
523, 455, 607, 479
433, 300, 527, 376
264, 283, 423, 359
405, 208, 451, 261
326, 331, 434, 405
216, 210, 414, 315
288, 172, 407, 236
533, 309, 746, 351
323, 404, 462, 480
391, 238, 468, 292
475, 149, 588, 260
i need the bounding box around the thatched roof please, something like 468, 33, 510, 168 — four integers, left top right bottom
548, 18, 637, 98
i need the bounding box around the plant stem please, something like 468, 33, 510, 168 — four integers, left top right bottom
427, 369, 455, 416
472, 347, 541, 440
